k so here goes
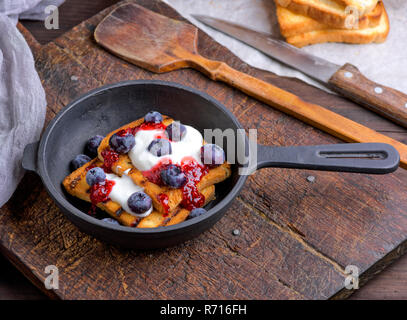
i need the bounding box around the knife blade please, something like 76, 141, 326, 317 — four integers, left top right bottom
193, 14, 339, 83
193, 14, 407, 128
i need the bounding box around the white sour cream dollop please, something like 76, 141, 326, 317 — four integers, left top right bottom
128, 125, 204, 171
105, 170, 153, 217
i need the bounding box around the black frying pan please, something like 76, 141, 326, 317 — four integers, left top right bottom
22, 81, 400, 249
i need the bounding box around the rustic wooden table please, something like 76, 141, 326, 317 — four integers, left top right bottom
1, 0, 406, 300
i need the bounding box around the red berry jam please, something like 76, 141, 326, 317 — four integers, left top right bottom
89, 180, 115, 205
101, 149, 119, 173
124, 122, 167, 136
138, 122, 166, 132
142, 158, 172, 185
180, 158, 209, 211
142, 157, 209, 212
158, 193, 170, 215
88, 179, 115, 215
116, 129, 129, 137
85, 164, 96, 171
130, 219, 140, 227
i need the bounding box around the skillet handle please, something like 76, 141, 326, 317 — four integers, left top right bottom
256, 143, 400, 174
22, 141, 39, 173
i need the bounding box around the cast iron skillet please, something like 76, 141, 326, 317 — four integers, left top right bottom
22, 80, 400, 249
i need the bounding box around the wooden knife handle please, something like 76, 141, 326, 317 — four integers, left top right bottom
189, 54, 407, 169
328, 63, 407, 128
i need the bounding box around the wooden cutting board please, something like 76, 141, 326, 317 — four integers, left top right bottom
2, 0, 407, 300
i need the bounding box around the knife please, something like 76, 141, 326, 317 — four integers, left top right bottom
193, 14, 407, 128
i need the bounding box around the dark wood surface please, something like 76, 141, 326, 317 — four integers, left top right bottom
20, 0, 119, 45
0, 0, 406, 299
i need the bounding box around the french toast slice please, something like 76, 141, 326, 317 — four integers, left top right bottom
137, 184, 215, 228
275, 0, 381, 29
97, 116, 231, 214
62, 158, 216, 227
277, 1, 389, 47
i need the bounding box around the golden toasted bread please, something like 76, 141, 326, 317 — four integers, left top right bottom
275, 0, 381, 29
277, 1, 389, 47
137, 185, 215, 228
277, 1, 384, 37
62, 158, 216, 227
332, 0, 378, 16
97, 116, 231, 214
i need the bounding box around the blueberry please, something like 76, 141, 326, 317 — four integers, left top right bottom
165, 122, 186, 141
148, 138, 172, 157
127, 192, 152, 214
85, 135, 104, 157
161, 164, 187, 188
144, 111, 163, 123
70, 154, 91, 171
109, 131, 135, 154
102, 218, 120, 225
86, 167, 106, 186
200, 144, 225, 168
187, 208, 207, 220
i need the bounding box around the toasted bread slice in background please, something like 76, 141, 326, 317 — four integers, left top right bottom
332, 0, 378, 16
281, 2, 389, 47
275, 0, 381, 29
97, 116, 231, 214
62, 158, 216, 227
277, 1, 384, 38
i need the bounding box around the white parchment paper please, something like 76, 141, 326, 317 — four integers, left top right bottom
163, 0, 407, 93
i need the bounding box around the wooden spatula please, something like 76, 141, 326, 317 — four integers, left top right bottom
94, 3, 407, 169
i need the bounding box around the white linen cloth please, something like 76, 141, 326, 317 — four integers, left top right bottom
0, 0, 64, 207
164, 0, 407, 93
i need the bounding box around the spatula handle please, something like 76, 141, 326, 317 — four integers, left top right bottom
328, 63, 407, 128
189, 54, 407, 169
